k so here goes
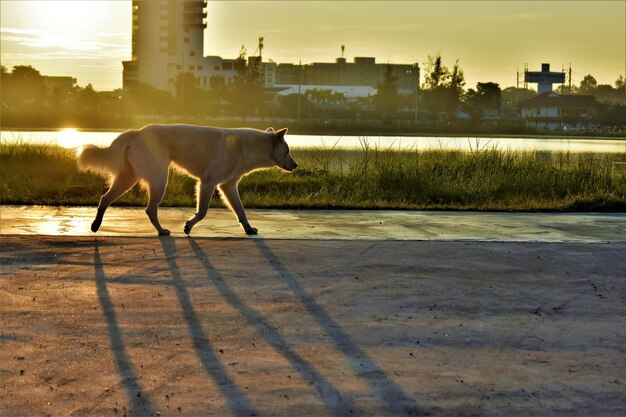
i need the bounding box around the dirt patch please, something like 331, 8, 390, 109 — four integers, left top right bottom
1, 235, 624, 416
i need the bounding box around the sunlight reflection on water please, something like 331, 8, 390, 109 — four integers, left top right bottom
1, 129, 625, 153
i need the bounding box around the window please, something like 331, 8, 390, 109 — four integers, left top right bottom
190, 51, 195, 57
184, 37, 189, 44
190, 65, 195, 70
198, 65, 203, 71
214, 65, 220, 71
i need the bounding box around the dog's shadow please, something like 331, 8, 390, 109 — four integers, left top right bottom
158, 235, 258, 416
93, 241, 157, 416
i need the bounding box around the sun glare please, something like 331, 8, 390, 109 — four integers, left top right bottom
30, 1, 111, 33
57, 128, 83, 149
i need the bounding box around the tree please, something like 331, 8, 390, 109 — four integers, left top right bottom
75, 84, 101, 112
615, 75, 625, 105
228, 53, 264, 119
0, 65, 8, 104
578, 74, 598, 95
463, 82, 501, 124
420, 53, 466, 122
373, 64, 400, 123
279, 93, 313, 118
423, 53, 449, 90
555, 84, 578, 95
448, 60, 466, 95
174, 71, 205, 115
4, 65, 46, 108
121, 83, 173, 115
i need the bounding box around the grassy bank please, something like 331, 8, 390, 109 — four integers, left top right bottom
1, 140, 625, 211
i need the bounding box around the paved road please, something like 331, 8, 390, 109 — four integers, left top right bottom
1, 205, 624, 241
1, 207, 624, 416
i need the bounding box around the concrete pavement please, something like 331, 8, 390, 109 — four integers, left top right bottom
1, 206, 624, 416
0, 205, 624, 242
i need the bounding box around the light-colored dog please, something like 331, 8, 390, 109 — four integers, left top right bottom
77, 124, 297, 235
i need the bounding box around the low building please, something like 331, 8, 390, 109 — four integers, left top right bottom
521, 92, 598, 131
272, 57, 420, 100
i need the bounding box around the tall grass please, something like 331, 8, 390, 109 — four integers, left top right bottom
1, 139, 625, 211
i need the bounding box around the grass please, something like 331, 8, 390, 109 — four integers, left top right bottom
1, 139, 625, 211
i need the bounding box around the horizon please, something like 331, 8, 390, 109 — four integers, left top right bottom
1, 0, 625, 91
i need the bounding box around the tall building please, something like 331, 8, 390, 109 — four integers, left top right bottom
123, 0, 240, 92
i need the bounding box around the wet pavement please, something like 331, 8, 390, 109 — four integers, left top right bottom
0, 205, 624, 242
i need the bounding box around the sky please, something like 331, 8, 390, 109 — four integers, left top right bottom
1, 0, 624, 91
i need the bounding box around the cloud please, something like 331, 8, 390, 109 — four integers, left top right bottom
1, 27, 129, 59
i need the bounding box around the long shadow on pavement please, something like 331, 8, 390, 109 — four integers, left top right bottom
252, 239, 422, 416
159, 236, 258, 417
188, 237, 362, 417
93, 242, 157, 416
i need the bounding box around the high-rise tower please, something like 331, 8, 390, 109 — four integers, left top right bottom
123, 0, 208, 92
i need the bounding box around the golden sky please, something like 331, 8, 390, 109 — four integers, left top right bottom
1, 1, 624, 91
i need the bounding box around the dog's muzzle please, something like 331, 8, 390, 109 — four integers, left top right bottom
282, 162, 298, 172
281, 157, 298, 172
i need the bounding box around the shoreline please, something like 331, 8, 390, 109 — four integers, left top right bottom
2, 125, 624, 140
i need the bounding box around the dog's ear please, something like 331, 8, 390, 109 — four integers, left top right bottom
265, 127, 275, 133
275, 128, 288, 140
272, 128, 288, 146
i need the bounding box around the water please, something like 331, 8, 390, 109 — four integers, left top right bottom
1, 129, 625, 153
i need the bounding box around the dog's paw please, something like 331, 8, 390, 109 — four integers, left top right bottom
243, 224, 258, 235
91, 219, 101, 233
184, 222, 192, 235
159, 229, 171, 236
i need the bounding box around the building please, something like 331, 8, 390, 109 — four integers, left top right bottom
521, 92, 598, 131
272, 57, 420, 100
122, 1, 420, 99
524, 63, 565, 94
520, 63, 597, 131
123, 0, 243, 93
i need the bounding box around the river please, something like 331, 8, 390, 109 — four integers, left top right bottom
1, 129, 625, 153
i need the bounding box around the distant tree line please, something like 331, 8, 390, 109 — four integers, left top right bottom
1, 56, 624, 132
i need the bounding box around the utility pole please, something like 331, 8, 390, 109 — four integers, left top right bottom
516, 68, 519, 105
523, 63, 528, 100
297, 57, 301, 123
568, 64, 572, 94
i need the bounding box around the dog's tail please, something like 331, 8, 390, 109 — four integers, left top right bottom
77, 130, 134, 176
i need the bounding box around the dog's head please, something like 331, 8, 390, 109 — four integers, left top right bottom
267, 127, 298, 172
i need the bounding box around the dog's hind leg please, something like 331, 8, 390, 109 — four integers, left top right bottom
92, 171, 138, 233
144, 174, 170, 236
218, 179, 257, 235
184, 179, 217, 235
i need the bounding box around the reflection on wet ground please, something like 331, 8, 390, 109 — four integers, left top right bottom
0, 205, 624, 242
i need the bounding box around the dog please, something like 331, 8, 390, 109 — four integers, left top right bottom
77, 124, 297, 236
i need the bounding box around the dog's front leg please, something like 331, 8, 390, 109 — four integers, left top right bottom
184, 180, 216, 235
218, 179, 257, 235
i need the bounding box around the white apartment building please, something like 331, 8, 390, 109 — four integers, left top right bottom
123, 0, 241, 93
